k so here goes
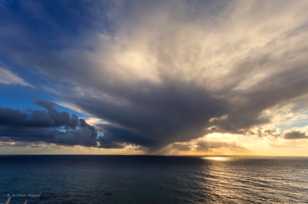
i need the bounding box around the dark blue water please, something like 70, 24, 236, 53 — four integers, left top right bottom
0, 156, 308, 204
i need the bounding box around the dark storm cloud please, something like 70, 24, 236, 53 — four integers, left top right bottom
284, 131, 308, 140
1, 0, 308, 151
73, 80, 228, 149
97, 125, 150, 148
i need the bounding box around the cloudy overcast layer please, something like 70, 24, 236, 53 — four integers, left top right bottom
1, 0, 308, 155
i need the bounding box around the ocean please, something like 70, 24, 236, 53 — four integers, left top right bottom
0, 156, 307, 204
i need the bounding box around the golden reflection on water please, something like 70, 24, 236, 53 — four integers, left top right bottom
200, 156, 245, 203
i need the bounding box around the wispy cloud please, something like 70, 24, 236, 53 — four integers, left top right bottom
0, 66, 32, 87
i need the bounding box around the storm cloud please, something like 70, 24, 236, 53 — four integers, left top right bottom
1, 0, 308, 151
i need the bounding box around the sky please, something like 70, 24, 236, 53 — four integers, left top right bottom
1, 0, 308, 156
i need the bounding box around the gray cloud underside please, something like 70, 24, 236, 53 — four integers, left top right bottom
284, 131, 308, 140
1, 0, 308, 150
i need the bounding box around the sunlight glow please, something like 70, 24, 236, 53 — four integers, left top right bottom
202, 156, 233, 162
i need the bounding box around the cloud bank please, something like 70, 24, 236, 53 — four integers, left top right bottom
0, 101, 100, 147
